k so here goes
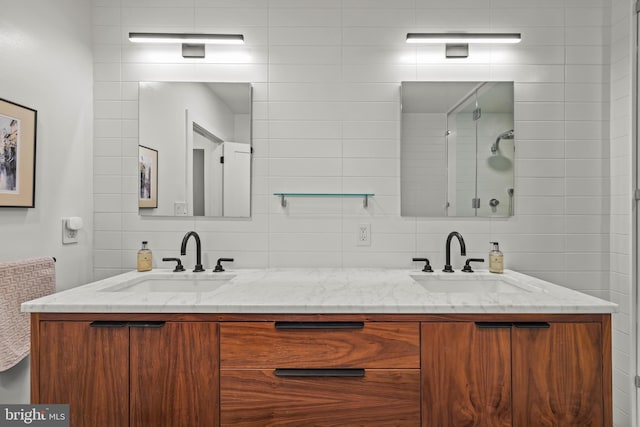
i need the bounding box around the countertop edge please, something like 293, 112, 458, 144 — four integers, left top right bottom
21, 268, 619, 315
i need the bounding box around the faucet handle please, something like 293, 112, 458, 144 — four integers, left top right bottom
412, 257, 433, 273
214, 258, 234, 272
462, 258, 485, 273
162, 257, 185, 272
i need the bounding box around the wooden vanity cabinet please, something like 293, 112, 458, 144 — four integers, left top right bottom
219, 321, 422, 426
31, 313, 611, 427
32, 316, 219, 427
422, 316, 611, 427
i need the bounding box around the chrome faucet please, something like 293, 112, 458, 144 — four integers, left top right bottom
443, 231, 466, 273
180, 231, 204, 272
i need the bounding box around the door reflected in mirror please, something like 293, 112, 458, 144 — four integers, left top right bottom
400, 81, 514, 218
138, 82, 252, 217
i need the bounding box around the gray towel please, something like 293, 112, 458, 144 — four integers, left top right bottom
0, 257, 55, 372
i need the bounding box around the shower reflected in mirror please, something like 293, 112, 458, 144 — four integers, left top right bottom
401, 81, 514, 217
491, 129, 514, 154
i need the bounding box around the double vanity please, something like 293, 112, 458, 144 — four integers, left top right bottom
23, 265, 616, 427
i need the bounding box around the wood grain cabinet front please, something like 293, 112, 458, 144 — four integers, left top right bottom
219, 321, 421, 426
220, 369, 421, 426
37, 321, 129, 427
220, 321, 420, 368
422, 320, 610, 427
34, 320, 219, 427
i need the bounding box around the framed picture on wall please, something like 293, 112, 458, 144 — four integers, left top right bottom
138, 145, 158, 208
0, 98, 37, 207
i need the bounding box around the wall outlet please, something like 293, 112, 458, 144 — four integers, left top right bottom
357, 223, 371, 246
62, 218, 79, 244
174, 202, 188, 216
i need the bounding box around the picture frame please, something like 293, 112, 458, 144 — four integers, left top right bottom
0, 98, 37, 207
138, 145, 158, 208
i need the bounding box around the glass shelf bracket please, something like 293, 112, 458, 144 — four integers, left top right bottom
273, 193, 374, 208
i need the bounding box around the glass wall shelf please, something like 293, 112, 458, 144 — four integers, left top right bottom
273, 193, 375, 208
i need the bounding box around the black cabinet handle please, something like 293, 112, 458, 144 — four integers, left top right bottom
127, 321, 166, 328
90, 321, 167, 328
475, 322, 551, 329
89, 321, 127, 328
475, 322, 512, 329
274, 369, 365, 378
514, 322, 550, 329
274, 322, 364, 330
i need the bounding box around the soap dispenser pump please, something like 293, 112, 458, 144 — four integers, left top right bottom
489, 242, 503, 274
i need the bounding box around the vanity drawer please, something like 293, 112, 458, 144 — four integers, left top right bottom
220, 369, 421, 426
219, 321, 420, 368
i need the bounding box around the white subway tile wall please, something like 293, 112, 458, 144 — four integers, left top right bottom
610, 1, 633, 426
92, 1, 631, 423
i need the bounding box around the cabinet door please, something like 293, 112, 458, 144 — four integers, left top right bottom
129, 322, 219, 427
38, 321, 129, 427
220, 369, 420, 426
512, 322, 603, 427
422, 322, 512, 427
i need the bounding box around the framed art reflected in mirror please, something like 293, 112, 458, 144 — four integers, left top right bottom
139, 145, 158, 209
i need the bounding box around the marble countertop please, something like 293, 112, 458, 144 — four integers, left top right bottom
21, 268, 617, 314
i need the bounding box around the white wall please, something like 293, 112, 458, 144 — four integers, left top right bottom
0, 0, 94, 404
610, 0, 635, 425
91, 0, 622, 418
234, 114, 251, 144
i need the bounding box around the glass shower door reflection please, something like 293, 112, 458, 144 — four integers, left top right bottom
450, 96, 477, 217
475, 83, 514, 217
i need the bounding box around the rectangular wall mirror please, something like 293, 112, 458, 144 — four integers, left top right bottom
401, 81, 514, 217
138, 81, 252, 217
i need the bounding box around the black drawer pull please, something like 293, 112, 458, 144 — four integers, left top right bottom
89, 321, 127, 328
475, 322, 512, 329
275, 322, 364, 330
274, 369, 365, 378
127, 321, 166, 328
514, 322, 550, 329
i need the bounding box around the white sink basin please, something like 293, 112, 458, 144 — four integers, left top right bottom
100, 274, 235, 293
411, 275, 539, 294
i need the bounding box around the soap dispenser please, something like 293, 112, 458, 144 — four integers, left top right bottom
489, 242, 503, 274
137, 241, 153, 272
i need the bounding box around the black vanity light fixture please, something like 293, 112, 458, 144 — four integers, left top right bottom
128, 32, 245, 59
406, 32, 521, 58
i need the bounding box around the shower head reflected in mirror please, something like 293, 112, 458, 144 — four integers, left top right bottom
491, 129, 514, 154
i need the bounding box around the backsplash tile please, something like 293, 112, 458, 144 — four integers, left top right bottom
92, 0, 629, 420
